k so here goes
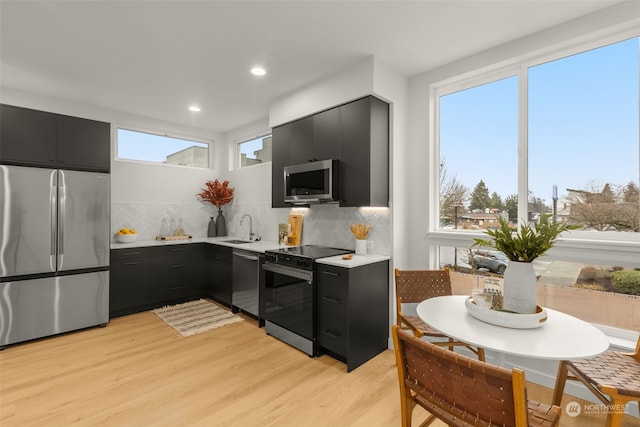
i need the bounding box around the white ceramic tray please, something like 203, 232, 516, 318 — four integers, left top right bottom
465, 297, 548, 329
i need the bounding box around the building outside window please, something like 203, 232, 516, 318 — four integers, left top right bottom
433, 34, 640, 332
238, 134, 272, 168
117, 128, 210, 168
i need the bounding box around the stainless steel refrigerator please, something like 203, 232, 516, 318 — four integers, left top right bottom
0, 165, 110, 347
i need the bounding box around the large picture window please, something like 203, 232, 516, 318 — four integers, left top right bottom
433, 35, 640, 332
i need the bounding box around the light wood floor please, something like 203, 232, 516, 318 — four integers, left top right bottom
1, 304, 639, 427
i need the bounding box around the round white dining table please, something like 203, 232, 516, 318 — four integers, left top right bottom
416, 295, 610, 361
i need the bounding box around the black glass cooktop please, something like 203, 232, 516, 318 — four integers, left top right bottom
267, 245, 351, 260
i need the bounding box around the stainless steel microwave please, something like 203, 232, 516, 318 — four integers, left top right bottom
284, 159, 339, 204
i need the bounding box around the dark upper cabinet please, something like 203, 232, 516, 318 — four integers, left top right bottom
288, 115, 314, 165
271, 95, 389, 208
339, 96, 389, 207
0, 105, 57, 165
57, 114, 110, 172
271, 124, 291, 208
312, 107, 341, 162
0, 104, 110, 172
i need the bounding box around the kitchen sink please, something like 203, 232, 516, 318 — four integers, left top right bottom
221, 239, 252, 244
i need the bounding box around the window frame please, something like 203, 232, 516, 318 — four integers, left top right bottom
115, 126, 212, 169
236, 132, 273, 169
428, 28, 640, 270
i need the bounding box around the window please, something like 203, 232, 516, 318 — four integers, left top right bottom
238, 134, 272, 168
439, 75, 518, 228
433, 34, 640, 331
117, 128, 210, 168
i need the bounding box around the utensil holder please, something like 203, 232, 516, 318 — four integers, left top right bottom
355, 239, 367, 255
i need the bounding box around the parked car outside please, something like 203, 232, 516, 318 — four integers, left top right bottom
471, 250, 509, 275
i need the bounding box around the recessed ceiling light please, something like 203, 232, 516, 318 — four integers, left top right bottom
188, 105, 201, 112
251, 67, 266, 76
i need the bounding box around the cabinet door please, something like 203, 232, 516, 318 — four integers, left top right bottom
0, 104, 57, 166
340, 97, 372, 206
204, 244, 232, 306
57, 114, 110, 172
110, 248, 150, 316
312, 107, 340, 161
317, 265, 349, 357
150, 245, 202, 304
288, 115, 314, 164
271, 124, 290, 208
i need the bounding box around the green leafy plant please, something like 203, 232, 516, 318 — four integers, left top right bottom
473, 213, 579, 262
611, 269, 640, 295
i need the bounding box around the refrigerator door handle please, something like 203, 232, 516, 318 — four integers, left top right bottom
49, 170, 57, 272
57, 170, 66, 269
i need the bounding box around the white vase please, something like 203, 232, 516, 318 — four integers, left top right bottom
355, 239, 367, 255
503, 261, 537, 314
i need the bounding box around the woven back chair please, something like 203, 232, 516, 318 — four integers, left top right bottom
392, 325, 561, 427
394, 268, 485, 361
552, 335, 640, 427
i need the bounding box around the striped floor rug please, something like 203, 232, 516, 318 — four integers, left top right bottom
153, 299, 243, 337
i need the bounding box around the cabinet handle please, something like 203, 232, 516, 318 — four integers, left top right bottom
321, 296, 340, 304
170, 248, 186, 252
123, 251, 142, 256
123, 261, 142, 266
321, 271, 339, 277
170, 264, 185, 268
321, 330, 341, 339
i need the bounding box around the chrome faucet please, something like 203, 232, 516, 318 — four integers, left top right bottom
240, 214, 255, 241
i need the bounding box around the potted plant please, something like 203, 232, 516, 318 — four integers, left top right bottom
197, 179, 234, 236
473, 213, 578, 313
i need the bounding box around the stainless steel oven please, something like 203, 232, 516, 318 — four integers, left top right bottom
261, 245, 351, 356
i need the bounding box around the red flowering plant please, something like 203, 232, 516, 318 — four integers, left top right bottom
197, 179, 234, 209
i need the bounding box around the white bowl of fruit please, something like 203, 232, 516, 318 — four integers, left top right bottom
115, 228, 138, 243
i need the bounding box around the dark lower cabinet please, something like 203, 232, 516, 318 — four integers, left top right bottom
149, 244, 203, 304
317, 260, 389, 372
110, 248, 150, 317
204, 244, 233, 306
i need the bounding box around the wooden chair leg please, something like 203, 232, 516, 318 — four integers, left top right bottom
605, 398, 626, 427
400, 389, 416, 427
552, 361, 569, 407
477, 347, 485, 362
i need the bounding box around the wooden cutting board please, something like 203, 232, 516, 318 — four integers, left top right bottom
287, 214, 303, 246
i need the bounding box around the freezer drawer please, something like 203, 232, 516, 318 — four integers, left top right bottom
0, 271, 109, 347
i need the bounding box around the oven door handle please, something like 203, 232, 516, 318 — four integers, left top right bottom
262, 262, 314, 282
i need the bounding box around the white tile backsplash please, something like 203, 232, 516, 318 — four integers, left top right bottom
112, 201, 391, 255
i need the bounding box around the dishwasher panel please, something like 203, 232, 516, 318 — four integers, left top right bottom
232, 249, 260, 317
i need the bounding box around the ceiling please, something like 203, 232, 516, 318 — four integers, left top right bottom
0, 1, 624, 134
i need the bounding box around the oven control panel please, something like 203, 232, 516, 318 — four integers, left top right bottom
265, 253, 313, 270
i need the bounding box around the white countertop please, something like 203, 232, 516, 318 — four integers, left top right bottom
112, 238, 390, 266
111, 237, 284, 253
316, 253, 390, 268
